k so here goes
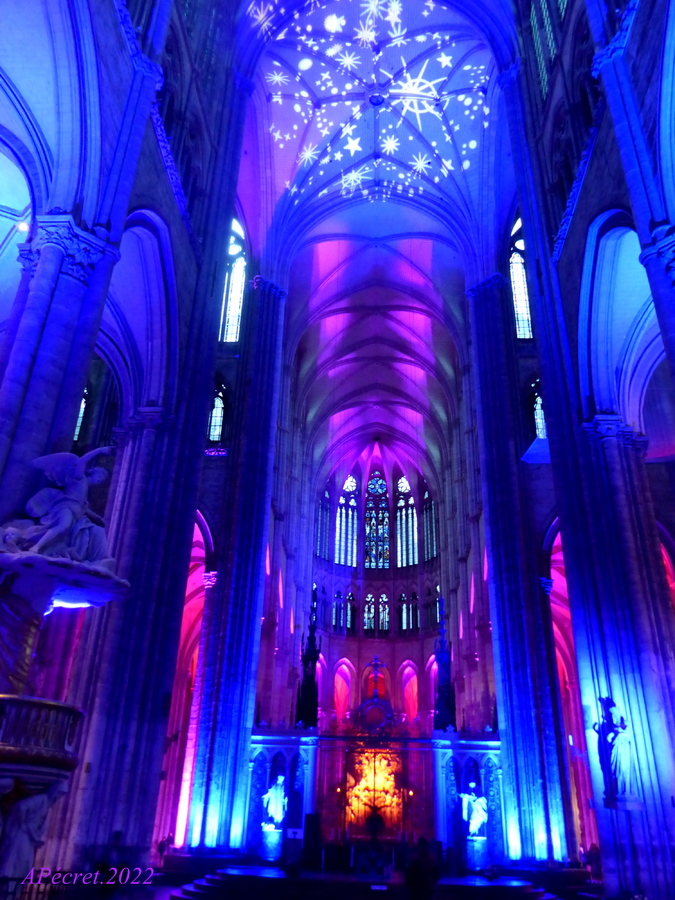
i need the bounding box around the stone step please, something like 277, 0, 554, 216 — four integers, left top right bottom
170, 868, 564, 900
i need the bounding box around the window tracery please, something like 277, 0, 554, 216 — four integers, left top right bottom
365, 471, 389, 569
509, 217, 533, 339
335, 475, 358, 566
219, 218, 247, 342
396, 476, 418, 567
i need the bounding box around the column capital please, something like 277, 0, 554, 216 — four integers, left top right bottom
539, 577, 554, 595
591, 0, 640, 76
18, 215, 119, 285
250, 275, 287, 302
497, 58, 521, 91
466, 273, 506, 301
582, 414, 648, 454
639, 232, 675, 287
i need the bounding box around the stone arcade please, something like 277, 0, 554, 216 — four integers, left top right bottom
0, 0, 675, 898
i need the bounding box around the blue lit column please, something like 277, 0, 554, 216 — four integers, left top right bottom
588, 1, 675, 380
501, 56, 675, 899
188, 275, 286, 850
467, 274, 572, 864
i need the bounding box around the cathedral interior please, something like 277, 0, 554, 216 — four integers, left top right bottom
0, 0, 675, 898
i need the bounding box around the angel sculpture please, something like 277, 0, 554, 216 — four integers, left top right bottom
6, 447, 115, 569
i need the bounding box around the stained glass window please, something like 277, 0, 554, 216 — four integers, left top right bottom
346, 593, 356, 635
423, 492, 437, 561
379, 594, 390, 635
365, 471, 389, 569
332, 591, 344, 633
364, 593, 375, 634
396, 477, 418, 567
219, 219, 247, 342
335, 475, 358, 566
510, 217, 533, 339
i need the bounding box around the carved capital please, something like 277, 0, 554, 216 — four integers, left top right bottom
539, 577, 553, 595
250, 276, 287, 302
22, 215, 117, 286
588, 413, 623, 440
639, 232, 675, 287
497, 58, 521, 91
466, 273, 506, 301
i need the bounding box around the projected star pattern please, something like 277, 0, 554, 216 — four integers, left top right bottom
248, 0, 493, 207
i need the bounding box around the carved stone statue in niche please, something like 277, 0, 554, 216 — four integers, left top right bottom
262, 774, 287, 825
0, 447, 115, 570
459, 782, 488, 836
594, 697, 638, 804
0, 447, 127, 695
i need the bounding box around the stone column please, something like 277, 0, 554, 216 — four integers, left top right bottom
188, 276, 286, 851
589, 3, 675, 381
0, 216, 118, 521
467, 274, 571, 863
500, 54, 675, 898
572, 417, 675, 895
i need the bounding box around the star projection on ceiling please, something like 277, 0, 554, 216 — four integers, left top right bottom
248, 0, 494, 207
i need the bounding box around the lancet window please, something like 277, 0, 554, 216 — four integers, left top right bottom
365, 471, 389, 569
332, 591, 344, 633
335, 475, 358, 567
510, 217, 533, 339
399, 593, 420, 634
219, 218, 247, 342
423, 491, 437, 561
73, 387, 88, 443
316, 490, 331, 560
364, 594, 376, 635
534, 394, 547, 439
346, 593, 356, 636
378, 594, 390, 635
396, 476, 418, 567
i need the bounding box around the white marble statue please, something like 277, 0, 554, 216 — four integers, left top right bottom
460, 783, 488, 836
0, 781, 68, 881
608, 709, 634, 797
0, 447, 115, 569
262, 774, 287, 825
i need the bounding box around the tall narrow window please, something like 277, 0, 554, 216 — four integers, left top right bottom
364, 593, 375, 635
208, 396, 224, 442
378, 594, 390, 635
510, 217, 533, 339
73, 387, 88, 442
346, 592, 356, 635
534, 394, 547, 439
539, 0, 556, 61
219, 218, 247, 342
335, 475, 358, 566
365, 471, 389, 569
332, 591, 344, 633
530, 5, 549, 97
316, 490, 330, 560
396, 476, 418, 567
423, 491, 437, 561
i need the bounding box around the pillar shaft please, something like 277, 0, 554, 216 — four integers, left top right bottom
188, 277, 286, 850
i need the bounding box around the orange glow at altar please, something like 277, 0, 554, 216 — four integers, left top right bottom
346, 750, 402, 832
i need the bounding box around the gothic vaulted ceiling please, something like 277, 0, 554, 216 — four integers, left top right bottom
237, 0, 517, 492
